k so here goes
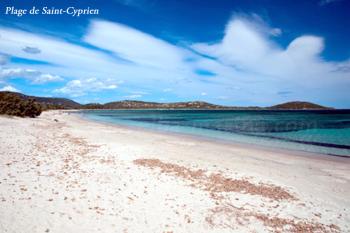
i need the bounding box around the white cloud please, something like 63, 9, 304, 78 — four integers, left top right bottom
0, 27, 119, 76
192, 16, 350, 84
0, 16, 349, 107
0, 67, 62, 84
0, 85, 20, 92
193, 18, 276, 68
0, 67, 37, 78
189, 16, 350, 107
201, 92, 207, 96
123, 94, 142, 99
83, 20, 192, 72
54, 77, 118, 97
32, 73, 62, 84
0, 23, 194, 95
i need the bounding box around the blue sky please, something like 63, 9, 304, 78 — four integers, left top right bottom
0, 0, 349, 107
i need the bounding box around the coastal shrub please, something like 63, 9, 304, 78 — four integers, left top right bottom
0, 92, 42, 117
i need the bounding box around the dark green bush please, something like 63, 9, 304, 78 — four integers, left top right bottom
0, 92, 42, 117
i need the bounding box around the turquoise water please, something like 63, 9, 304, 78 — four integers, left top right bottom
79, 110, 350, 157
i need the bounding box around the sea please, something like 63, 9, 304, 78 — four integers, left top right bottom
78, 109, 350, 157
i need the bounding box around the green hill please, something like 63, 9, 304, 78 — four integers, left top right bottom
0, 92, 334, 116
269, 101, 331, 110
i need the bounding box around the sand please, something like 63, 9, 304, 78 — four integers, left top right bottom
0, 110, 349, 233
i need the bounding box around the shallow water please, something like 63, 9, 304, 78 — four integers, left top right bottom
79, 109, 350, 157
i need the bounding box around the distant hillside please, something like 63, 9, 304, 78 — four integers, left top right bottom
0, 91, 334, 111
0, 91, 81, 109
83, 103, 103, 109
269, 101, 331, 110
31, 96, 82, 109
102, 100, 226, 109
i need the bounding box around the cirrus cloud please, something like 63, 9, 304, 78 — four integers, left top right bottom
0, 15, 349, 107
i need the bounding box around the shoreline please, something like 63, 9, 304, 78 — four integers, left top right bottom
74, 110, 350, 162
1, 110, 349, 232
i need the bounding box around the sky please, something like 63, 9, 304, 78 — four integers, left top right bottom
0, 0, 349, 107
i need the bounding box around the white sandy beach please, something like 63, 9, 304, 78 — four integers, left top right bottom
0, 110, 349, 233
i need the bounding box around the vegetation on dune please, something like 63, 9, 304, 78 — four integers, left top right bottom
0, 92, 42, 117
